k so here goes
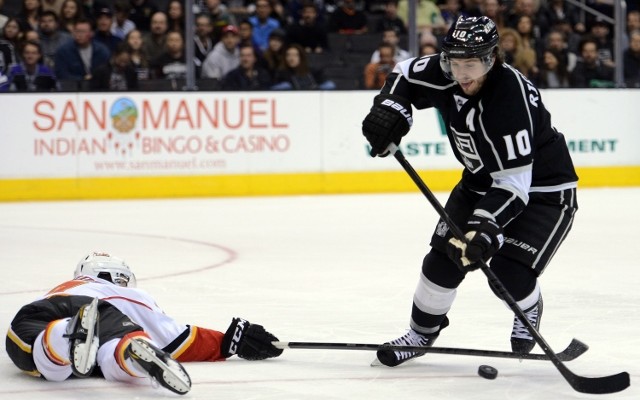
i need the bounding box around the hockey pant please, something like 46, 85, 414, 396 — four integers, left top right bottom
409, 184, 577, 334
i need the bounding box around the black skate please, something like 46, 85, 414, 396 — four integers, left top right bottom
127, 338, 191, 395
64, 297, 99, 378
375, 329, 440, 367
511, 295, 543, 354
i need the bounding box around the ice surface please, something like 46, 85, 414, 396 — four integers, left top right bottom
1, 188, 638, 399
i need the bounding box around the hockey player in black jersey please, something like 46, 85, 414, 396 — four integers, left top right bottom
361, 16, 579, 367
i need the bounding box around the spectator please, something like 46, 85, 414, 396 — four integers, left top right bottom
267, 0, 288, 27
41, 0, 64, 16
480, 0, 505, 30
330, 0, 368, 34
16, 0, 43, 31
440, 0, 464, 31
128, 0, 157, 32
0, 0, 8, 30
569, 37, 614, 88
2, 17, 31, 62
623, 30, 640, 88
260, 28, 286, 77
59, 0, 83, 33
545, 28, 577, 72
499, 27, 537, 79
24, 28, 40, 42
166, 0, 185, 33
142, 11, 168, 62
0, 38, 15, 75
286, 1, 328, 53
110, 0, 134, 40
249, 0, 281, 52
90, 44, 137, 90
124, 28, 149, 80
515, 14, 539, 52
272, 43, 335, 89
150, 30, 187, 79
505, 0, 549, 40
54, 18, 110, 81
590, 18, 614, 68
238, 18, 261, 56
370, 27, 410, 63
201, 24, 240, 80
419, 41, 438, 56
375, 0, 406, 34
1, 40, 56, 91
397, 0, 445, 36
221, 43, 272, 90
94, 7, 122, 54
537, 49, 569, 88
541, 0, 581, 34
363, 42, 395, 89
37, 10, 71, 69
205, 0, 237, 44
194, 13, 214, 72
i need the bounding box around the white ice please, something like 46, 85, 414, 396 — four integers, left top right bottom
0, 188, 638, 399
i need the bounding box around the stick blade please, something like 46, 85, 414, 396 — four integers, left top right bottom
570, 371, 630, 394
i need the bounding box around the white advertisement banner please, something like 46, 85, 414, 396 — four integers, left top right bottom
0, 90, 638, 179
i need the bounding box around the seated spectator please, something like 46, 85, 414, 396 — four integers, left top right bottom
375, 0, 407, 35
1, 40, 57, 91
286, 2, 328, 54
94, 7, 122, 54
420, 42, 438, 56
0, 38, 16, 75
542, 0, 581, 34
0, 0, 8, 30
150, 30, 187, 79
128, 0, 157, 32
499, 27, 537, 79
370, 28, 410, 63
623, 30, 640, 88
59, 0, 83, 34
249, 0, 281, 52
142, 11, 169, 63
54, 18, 110, 81
201, 24, 240, 80
397, 0, 445, 36
203, 0, 237, 44
124, 29, 150, 80
16, 0, 43, 31
166, 0, 185, 33
480, 0, 505, 30
2, 18, 27, 59
41, 0, 64, 16
537, 49, 569, 88
330, 0, 368, 34
505, 0, 549, 40
271, 43, 335, 89
38, 10, 71, 69
194, 13, 214, 75
440, 0, 464, 31
569, 37, 614, 88
364, 42, 395, 89
110, 0, 134, 40
238, 18, 261, 56
260, 28, 286, 77
221, 44, 272, 90
590, 18, 614, 68
544, 29, 577, 72
90, 44, 137, 90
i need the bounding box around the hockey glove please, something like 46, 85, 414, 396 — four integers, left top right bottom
362, 94, 413, 157
446, 216, 504, 272
221, 317, 283, 360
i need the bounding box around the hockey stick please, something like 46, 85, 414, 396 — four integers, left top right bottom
387, 143, 629, 394
273, 338, 587, 361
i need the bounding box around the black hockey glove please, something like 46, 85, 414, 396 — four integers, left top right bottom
362, 94, 413, 157
221, 317, 283, 360
446, 216, 504, 272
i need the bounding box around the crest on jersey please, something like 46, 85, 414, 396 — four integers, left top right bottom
450, 126, 484, 173
436, 221, 449, 237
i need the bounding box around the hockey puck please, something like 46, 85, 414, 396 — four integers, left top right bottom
478, 365, 498, 380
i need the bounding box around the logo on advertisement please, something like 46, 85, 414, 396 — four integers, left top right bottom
109, 97, 141, 155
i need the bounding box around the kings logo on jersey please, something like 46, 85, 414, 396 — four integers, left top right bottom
450, 126, 484, 173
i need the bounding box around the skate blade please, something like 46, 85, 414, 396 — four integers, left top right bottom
130, 340, 191, 394
72, 298, 99, 377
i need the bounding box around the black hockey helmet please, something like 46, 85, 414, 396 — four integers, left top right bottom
442, 16, 499, 59
440, 16, 499, 80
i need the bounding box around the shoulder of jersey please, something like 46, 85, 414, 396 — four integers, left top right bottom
400, 53, 456, 90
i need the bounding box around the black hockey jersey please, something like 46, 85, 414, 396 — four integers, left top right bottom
382, 53, 578, 227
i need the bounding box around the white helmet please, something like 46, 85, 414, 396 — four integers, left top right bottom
74, 252, 137, 287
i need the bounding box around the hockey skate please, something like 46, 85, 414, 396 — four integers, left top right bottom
375, 329, 440, 367
511, 295, 543, 354
127, 338, 191, 395
64, 297, 100, 377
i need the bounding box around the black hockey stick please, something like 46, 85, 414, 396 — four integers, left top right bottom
273, 338, 588, 361
387, 143, 629, 394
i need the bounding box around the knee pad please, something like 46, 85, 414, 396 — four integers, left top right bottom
488, 256, 538, 303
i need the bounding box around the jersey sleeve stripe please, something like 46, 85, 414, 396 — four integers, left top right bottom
7, 327, 32, 353
171, 326, 198, 359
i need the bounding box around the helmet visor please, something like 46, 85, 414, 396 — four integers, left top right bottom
440, 52, 494, 81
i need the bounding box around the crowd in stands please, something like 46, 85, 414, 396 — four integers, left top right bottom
0, 0, 638, 92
